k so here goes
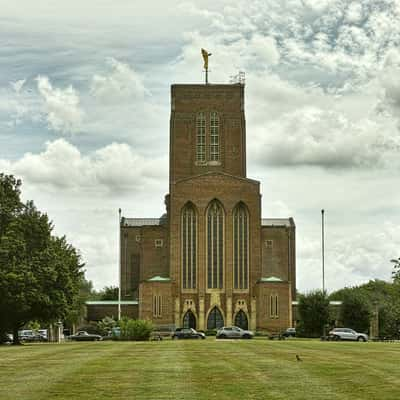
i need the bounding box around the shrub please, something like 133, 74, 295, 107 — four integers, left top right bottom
119, 318, 153, 341
205, 329, 217, 336
97, 316, 117, 336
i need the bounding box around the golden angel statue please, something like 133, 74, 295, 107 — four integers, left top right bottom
201, 48, 212, 70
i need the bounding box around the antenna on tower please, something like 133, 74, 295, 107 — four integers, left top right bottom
229, 71, 246, 85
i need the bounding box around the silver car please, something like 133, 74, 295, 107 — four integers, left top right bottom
216, 326, 254, 339
329, 328, 368, 342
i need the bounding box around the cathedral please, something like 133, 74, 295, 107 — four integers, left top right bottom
113, 81, 296, 333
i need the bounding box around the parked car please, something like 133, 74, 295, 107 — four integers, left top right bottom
216, 326, 254, 339
68, 331, 103, 341
282, 328, 296, 338
38, 329, 48, 341
172, 328, 206, 339
1, 333, 13, 344
328, 328, 368, 342
18, 330, 47, 342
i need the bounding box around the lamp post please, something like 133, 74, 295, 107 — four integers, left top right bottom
118, 208, 122, 321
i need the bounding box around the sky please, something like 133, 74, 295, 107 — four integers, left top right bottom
1, 0, 399, 293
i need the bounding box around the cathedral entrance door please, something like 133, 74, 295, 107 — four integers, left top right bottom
234, 310, 248, 330
183, 310, 196, 329
207, 307, 224, 330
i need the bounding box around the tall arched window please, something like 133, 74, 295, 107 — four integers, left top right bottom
207, 200, 224, 289
210, 112, 219, 161
234, 310, 248, 330
207, 307, 224, 330
183, 310, 196, 329
270, 293, 279, 318
233, 203, 249, 290
182, 203, 197, 289
196, 112, 206, 162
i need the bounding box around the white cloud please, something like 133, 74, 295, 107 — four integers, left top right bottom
252, 105, 400, 168
10, 79, 26, 94
36, 76, 83, 133
298, 222, 400, 292
345, 2, 363, 24
90, 58, 149, 104
248, 34, 280, 66
2, 139, 167, 193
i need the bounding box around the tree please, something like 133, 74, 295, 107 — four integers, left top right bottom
64, 278, 94, 332
297, 290, 329, 337
391, 258, 400, 284
0, 174, 84, 344
99, 286, 119, 300
339, 291, 371, 333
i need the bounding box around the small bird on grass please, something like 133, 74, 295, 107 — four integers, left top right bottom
296, 354, 302, 362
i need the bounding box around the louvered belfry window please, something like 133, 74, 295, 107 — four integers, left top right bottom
196, 112, 206, 162
210, 112, 219, 161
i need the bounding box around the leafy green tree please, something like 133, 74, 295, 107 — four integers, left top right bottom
99, 286, 119, 300
0, 174, 84, 344
0, 174, 22, 236
392, 258, 400, 284
339, 291, 371, 333
297, 290, 329, 337
65, 278, 94, 331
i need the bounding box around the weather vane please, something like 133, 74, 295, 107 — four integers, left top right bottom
201, 48, 212, 84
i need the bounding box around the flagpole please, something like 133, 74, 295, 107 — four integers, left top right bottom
321, 209, 325, 293
118, 208, 122, 320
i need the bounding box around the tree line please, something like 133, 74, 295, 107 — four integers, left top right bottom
297, 275, 400, 338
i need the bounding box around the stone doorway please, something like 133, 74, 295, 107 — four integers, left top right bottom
183, 310, 196, 329
207, 307, 224, 330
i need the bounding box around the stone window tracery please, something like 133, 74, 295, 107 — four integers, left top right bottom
207, 200, 224, 289
233, 203, 249, 290
196, 112, 206, 162
182, 203, 197, 289
210, 112, 219, 161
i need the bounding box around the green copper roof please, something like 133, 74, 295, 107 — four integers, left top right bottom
147, 276, 171, 282
258, 276, 283, 282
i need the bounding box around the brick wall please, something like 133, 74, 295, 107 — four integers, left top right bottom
170, 84, 246, 182
256, 282, 292, 333
139, 281, 173, 324
261, 221, 296, 300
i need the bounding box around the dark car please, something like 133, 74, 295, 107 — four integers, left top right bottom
68, 331, 102, 341
172, 328, 206, 339
282, 328, 296, 338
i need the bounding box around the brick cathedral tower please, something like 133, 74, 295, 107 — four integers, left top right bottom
87, 79, 296, 333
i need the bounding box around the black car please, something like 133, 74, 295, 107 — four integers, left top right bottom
68, 331, 102, 341
281, 328, 296, 338
172, 328, 206, 339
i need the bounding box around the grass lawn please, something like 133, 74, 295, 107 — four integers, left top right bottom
0, 339, 399, 400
